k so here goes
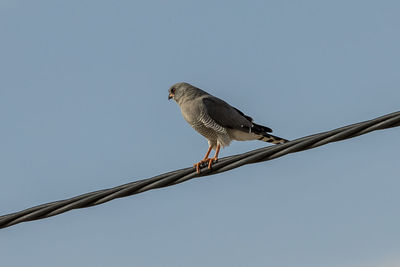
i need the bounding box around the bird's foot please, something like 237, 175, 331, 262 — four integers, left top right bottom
194, 157, 218, 173
194, 159, 209, 173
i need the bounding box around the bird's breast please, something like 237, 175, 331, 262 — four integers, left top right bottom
179, 101, 201, 124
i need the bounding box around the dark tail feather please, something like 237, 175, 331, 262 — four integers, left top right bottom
252, 123, 272, 133
247, 122, 288, 144
258, 134, 289, 144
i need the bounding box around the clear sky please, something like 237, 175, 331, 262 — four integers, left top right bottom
1, 1, 399, 266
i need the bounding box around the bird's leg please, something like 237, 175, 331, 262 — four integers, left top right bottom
207, 144, 220, 169
194, 146, 213, 173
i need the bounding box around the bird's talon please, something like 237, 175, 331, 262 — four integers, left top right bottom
207, 157, 218, 169
194, 158, 211, 173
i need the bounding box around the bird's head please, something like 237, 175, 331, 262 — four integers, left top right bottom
168, 82, 207, 104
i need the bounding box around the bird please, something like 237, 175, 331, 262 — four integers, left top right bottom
168, 82, 288, 173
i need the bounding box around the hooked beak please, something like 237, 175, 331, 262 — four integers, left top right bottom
168, 93, 174, 100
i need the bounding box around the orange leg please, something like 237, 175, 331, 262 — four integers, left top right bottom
194, 144, 221, 173
194, 146, 213, 173
207, 144, 220, 169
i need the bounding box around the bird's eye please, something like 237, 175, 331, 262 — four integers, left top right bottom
171, 87, 176, 93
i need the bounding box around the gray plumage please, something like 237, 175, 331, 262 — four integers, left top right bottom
168, 82, 288, 151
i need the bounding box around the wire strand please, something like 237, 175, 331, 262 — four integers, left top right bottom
1, 111, 399, 229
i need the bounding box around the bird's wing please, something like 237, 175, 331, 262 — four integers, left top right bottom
201, 97, 253, 131
201, 96, 273, 134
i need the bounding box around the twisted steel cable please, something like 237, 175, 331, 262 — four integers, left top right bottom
1, 111, 399, 229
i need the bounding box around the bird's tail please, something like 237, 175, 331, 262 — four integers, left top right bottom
258, 134, 289, 144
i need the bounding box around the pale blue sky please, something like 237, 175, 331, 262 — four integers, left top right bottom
1, 1, 399, 266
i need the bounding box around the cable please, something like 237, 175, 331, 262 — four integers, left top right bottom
1, 111, 399, 229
